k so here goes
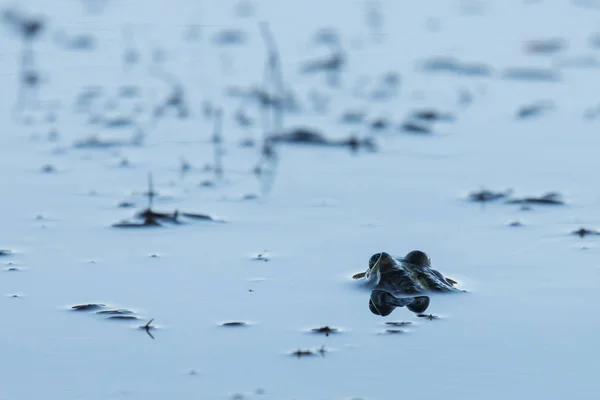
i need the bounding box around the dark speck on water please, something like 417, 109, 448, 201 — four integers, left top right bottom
180, 212, 214, 220
370, 118, 389, 130
468, 188, 512, 203
72, 303, 106, 311
572, 227, 600, 238
107, 315, 138, 320
41, 164, 56, 173
291, 349, 315, 358
97, 309, 134, 315
417, 313, 439, 320
221, 321, 247, 327
291, 346, 328, 358
516, 101, 554, 119
112, 220, 163, 228
502, 67, 560, 82
105, 117, 134, 128
253, 252, 269, 262
0, 250, 12, 256
385, 329, 405, 334
420, 56, 493, 77
411, 109, 455, 122
339, 109, 365, 124
213, 29, 245, 45
385, 321, 412, 327
400, 122, 431, 134
506, 192, 564, 205
311, 326, 338, 336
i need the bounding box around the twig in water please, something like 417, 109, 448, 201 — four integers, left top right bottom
212, 108, 224, 181
259, 22, 285, 132
146, 172, 157, 210
4, 9, 45, 120
252, 22, 288, 196
141, 318, 155, 339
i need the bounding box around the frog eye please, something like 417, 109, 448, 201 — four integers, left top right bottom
368, 253, 382, 269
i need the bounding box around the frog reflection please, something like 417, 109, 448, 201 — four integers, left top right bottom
369, 289, 430, 316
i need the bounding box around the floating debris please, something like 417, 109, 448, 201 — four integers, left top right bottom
555, 55, 599, 69
97, 309, 134, 315
269, 127, 375, 151
312, 27, 339, 45
114, 175, 222, 228
525, 38, 565, 55
180, 212, 216, 221
317, 345, 328, 356
384, 329, 405, 334
572, 227, 600, 238
339, 109, 366, 124
119, 85, 140, 98
104, 116, 135, 129
589, 32, 600, 49
410, 109, 455, 122
385, 321, 412, 327
400, 122, 431, 134
468, 188, 512, 203
152, 73, 189, 120
40, 164, 56, 173
369, 72, 401, 101
290, 349, 314, 358
139, 318, 155, 339
112, 215, 162, 228
221, 321, 247, 327
107, 315, 138, 320
420, 56, 493, 77
74, 86, 102, 112
73, 134, 143, 149
370, 117, 390, 130
506, 192, 565, 205
135, 208, 180, 223
417, 314, 439, 320
310, 326, 338, 336
213, 29, 246, 45
71, 303, 106, 311
55, 31, 95, 50
290, 346, 328, 358
516, 101, 554, 119
252, 251, 270, 262
502, 67, 560, 82
301, 53, 345, 75
508, 221, 523, 227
